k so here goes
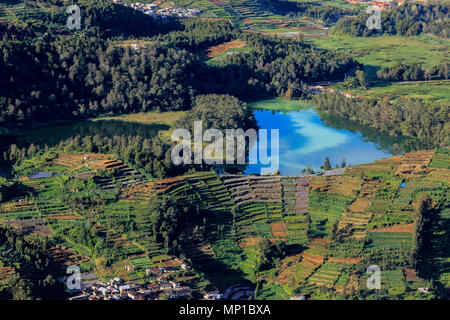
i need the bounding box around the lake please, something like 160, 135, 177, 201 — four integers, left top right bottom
246, 99, 398, 175
0, 98, 401, 177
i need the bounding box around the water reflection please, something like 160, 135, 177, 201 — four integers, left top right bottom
246, 106, 399, 175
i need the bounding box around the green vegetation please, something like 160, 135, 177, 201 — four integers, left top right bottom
313, 91, 449, 151
0, 0, 360, 131
336, 80, 450, 104
310, 35, 449, 69
0, 0, 448, 302
0, 147, 448, 299
249, 98, 311, 112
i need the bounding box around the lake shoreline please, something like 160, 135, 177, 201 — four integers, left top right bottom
246, 99, 398, 175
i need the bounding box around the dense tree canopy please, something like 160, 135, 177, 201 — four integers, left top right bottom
314, 92, 450, 150
0, 226, 64, 299
175, 94, 256, 132
257, 0, 360, 25
377, 62, 449, 81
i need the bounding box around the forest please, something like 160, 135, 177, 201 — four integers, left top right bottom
257, 0, 360, 25
376, 62, 449, 82
1, 94, 259, 178
313, 91, 450, 151
0, 0, 359, 129
0, 226, 64, 299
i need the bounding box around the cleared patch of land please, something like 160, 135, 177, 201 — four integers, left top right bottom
205, 39, 246, 58
311, 35, 449, 69
338, 80, 450, 103
91, 111, 185, 126
249, 98, 312, 111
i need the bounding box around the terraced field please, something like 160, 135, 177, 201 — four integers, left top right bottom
308, 192, 353, 237
0, 3, 48, 22
307, 262, 343, 288
276, 249, 325, 287
396, 150, 435, 178
282, 214, 308, 245
365, 232, 412, 251
2, 149, 447, 298
0, 266, 15, 286
429, 149, 450, 169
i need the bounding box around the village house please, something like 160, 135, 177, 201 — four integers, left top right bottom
107, 0, 201, 18
203, 290, 223, 300
418, 287, 430, 294
146, 268, 159, 276
159, 281, 173, 290
128, 291, 144, 300
290, 294, 306, 300
119, 284, 132, 297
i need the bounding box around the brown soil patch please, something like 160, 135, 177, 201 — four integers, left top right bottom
345, 272, 359, 293
239, 237, 280, 248
370, 223, 413, 233
47, 246, 88, 269
311, 238, 329, 244
397, 150, 434, 178
348, 200, 371, 212
4, 218, 53, 237
270, 223, 287, 239
46, 215, 82, 220
301, 252, 324, 265
276, 254, 301, 285
309, 238, 329, 250
403, 268, 423, 282
205, 40, 246, 58
239, 237, 262, 248
328, 257, 362, 264
161, 259, 182, 267
310, 176, 361, 196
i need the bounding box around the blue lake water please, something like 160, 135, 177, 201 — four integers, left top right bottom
28, 172, 61, 179
246, 106, 396, 175
0, 99, 400, 177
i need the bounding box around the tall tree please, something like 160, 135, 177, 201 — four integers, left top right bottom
323, 157, 331, 171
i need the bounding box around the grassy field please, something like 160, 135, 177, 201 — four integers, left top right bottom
249, 98, 312, 112
290, 0, 365, 9
91, 111, 185, 126
310, 35, 450, 69
92, 111, 186, 141
339, 80, 450, 103
311, 34, 450, 103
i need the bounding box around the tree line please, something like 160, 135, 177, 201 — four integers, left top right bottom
0, 226, 64, 299
1, 94, 256, 177
0, 0, 360, 129
313, 91, 450, 150
210, 34, 360, 100
377, 62, 449, 82
257, 0, 361, 25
